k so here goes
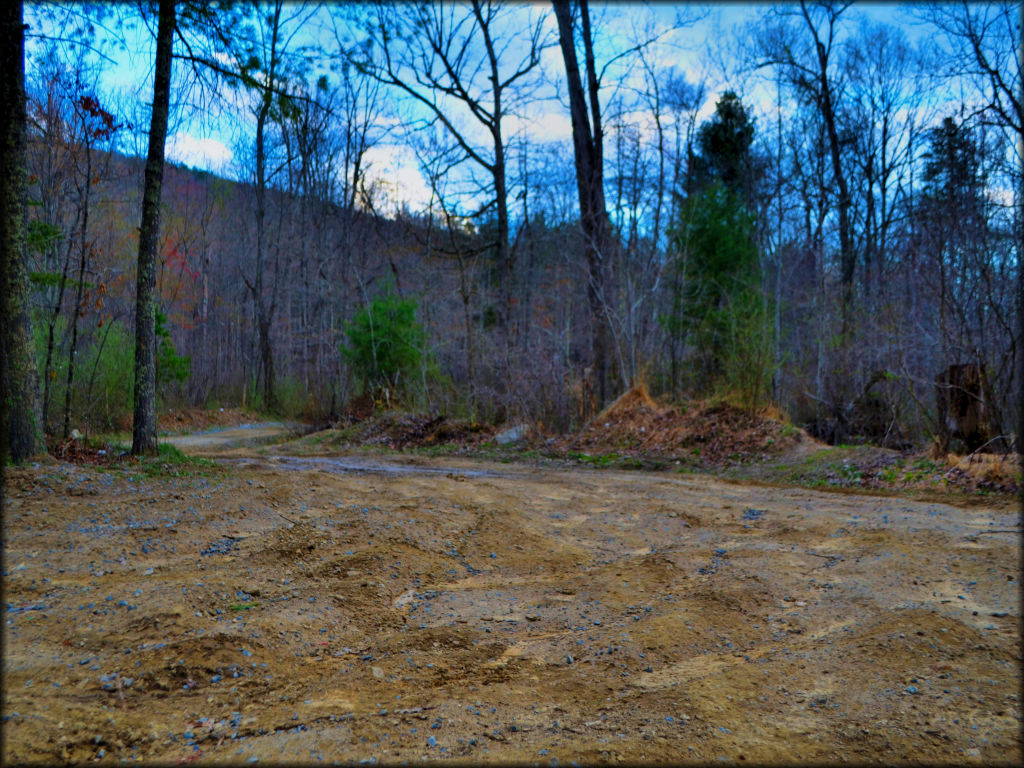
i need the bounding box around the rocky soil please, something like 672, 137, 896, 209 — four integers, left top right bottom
3, 420, 1021, 764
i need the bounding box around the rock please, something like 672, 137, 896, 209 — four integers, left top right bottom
495, 424, 529, 445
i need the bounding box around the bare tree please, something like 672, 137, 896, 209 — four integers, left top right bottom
411, 124, 494, 417
226, 0, 319, 412
346, 1, 550, 348
552, 0, 617, 409
845, 21, 921, 303
750, 1, 857, 315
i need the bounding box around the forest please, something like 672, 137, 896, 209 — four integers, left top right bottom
2, 0, 1021, 460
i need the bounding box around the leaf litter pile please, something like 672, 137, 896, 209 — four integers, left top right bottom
3, 397, 1021, 764
563, 384, 808, 465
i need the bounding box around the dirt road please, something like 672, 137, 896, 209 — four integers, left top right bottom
163, 423, 299, 453
3, 437, 1020, 764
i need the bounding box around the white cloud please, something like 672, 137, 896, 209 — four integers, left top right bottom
507, 110, 574, 143
361, 144, 434, 214
166, 133, 233, 171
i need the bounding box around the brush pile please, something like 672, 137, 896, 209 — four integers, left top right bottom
565, 383, 812, 465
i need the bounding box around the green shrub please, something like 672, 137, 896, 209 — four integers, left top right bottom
156, 308, 190, 385
35, 316, 134, 432
342, 279, 425, 395
81, 320, 135, 431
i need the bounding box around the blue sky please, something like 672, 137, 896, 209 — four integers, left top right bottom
21, 2, 976, 214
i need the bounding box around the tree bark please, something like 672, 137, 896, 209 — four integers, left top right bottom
1017, 0, 1023, 458
1, 0, 46, 463
552, 0, 614, 408
132, 0, 175, 456
473, 0, 513, 340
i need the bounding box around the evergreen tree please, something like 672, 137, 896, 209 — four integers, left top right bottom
920, 117, 988, 236
664, 90, 770, 404
342, 279, 424, 396
694, 90, 756, 200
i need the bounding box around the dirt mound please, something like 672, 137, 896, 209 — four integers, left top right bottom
568, 384, 813, 464
332, 411, 494, 450
598, 383, 660, 420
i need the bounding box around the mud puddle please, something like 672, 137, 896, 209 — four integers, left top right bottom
224, 454, 508, 479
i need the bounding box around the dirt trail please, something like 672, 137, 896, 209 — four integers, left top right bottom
163, 423, 298, 453
3, 442, 1021, 764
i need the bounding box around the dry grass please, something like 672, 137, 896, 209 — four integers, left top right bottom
948, 451, 1023, 487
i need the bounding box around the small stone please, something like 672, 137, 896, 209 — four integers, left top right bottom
372, 666, 384, 679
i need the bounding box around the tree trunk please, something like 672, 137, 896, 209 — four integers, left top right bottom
493, 138, 512, 339
800, 7, 854, 317
818, 61, 854, 312
1, 0, 46, 463
41, 236, 74, 429
64, 147, 92, 438
552, 0, 614, 408
1018, 1, 1024, 458
249, 0, 283, 414
132, 0, 175, 456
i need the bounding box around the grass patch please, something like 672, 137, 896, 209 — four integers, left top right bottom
413, 443, 460, 457
568, 451, 621, 468
123, 441, 220, 479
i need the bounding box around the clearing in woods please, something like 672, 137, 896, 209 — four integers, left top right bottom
2, 407, 1020, 764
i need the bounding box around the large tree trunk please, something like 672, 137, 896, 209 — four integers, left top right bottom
1, 0, 46, 464
552, 0, 614, 408
131, 0, 175, 456
1018, 1, 1023, 459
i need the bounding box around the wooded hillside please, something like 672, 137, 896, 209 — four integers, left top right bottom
9, 1, 1022, 455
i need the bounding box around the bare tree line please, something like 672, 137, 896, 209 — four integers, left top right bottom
3, 0, 1020, 463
